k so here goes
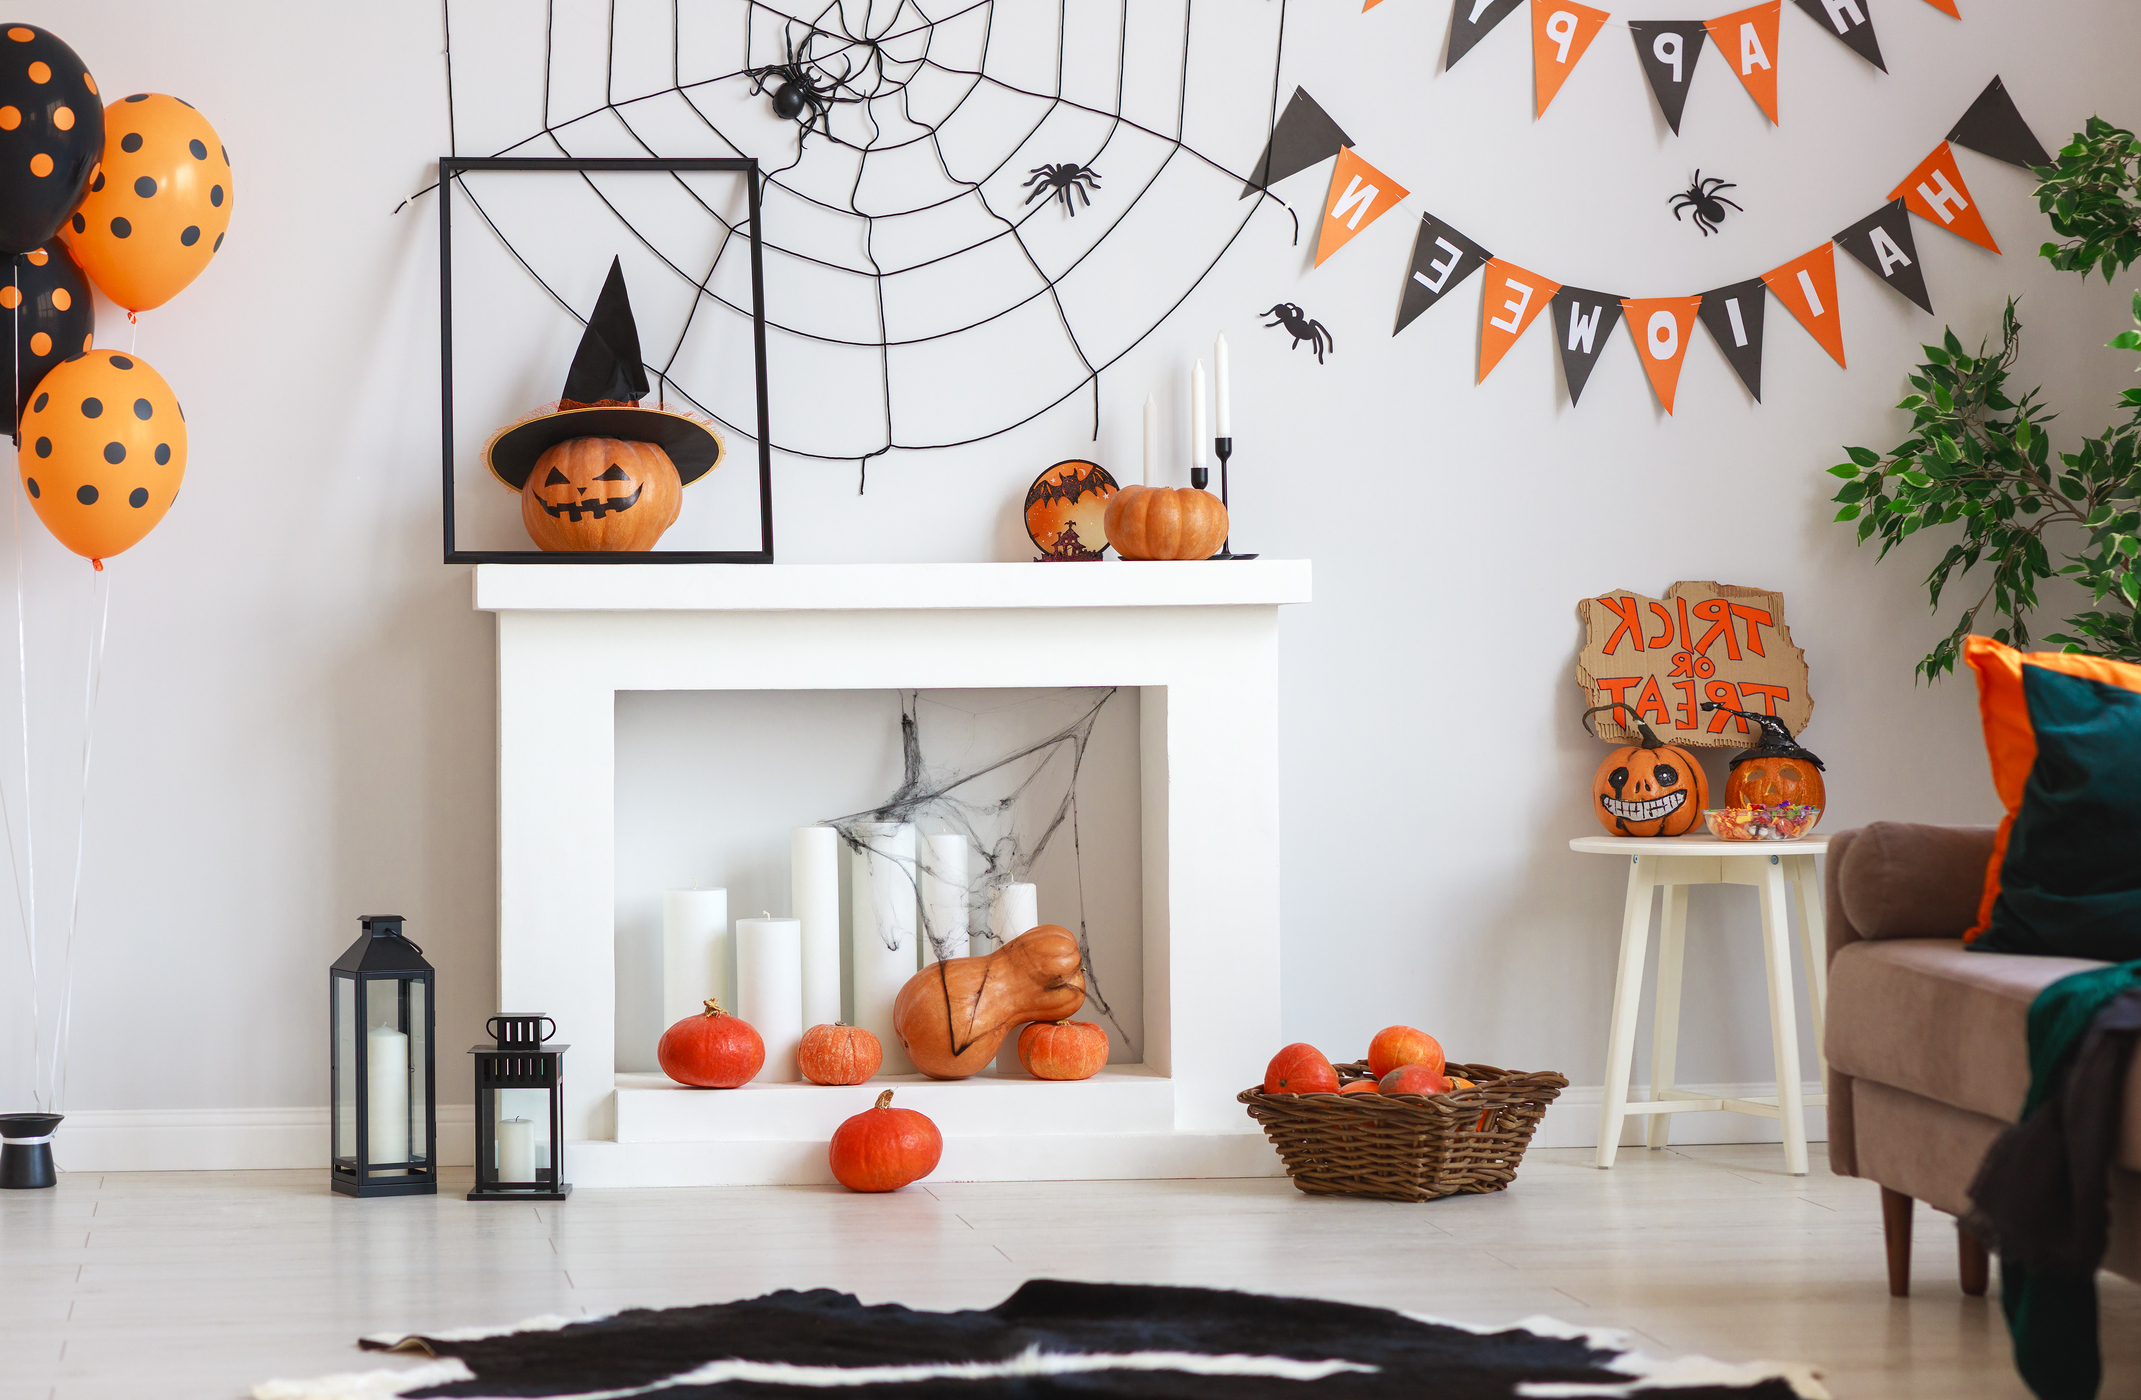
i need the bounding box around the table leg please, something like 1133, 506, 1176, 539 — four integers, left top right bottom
1596, 856, 1657, 1169
1788, 854, 1829, 1092
1758, 856, 1809, 1175
1646, 884, 1688, 1150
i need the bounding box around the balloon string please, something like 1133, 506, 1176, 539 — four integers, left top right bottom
8, 434, 39, 1112
53, 567, 110, 1116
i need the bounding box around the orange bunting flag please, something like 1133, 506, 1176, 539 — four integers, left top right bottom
1921, 0, 1959, 14
1703, 1, 1780, 124
1532, 0, 1612, 116
1315, 147, 1410, 267
1761, 243, 1846, 368
1620, 296, 1703, 414
1890, 142, 1999, 253
1478, 259, 1563, 382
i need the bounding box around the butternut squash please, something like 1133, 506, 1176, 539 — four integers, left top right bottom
892, 926, 1086, 1079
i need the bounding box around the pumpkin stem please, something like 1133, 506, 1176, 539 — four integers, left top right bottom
1699, 701, 1826, 769
702, 997, 725, 1018
875, 1090, 895, 1110
1582, 702, 1663, 749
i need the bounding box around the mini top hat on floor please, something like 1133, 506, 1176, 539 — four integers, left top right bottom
484, 257, 724, 491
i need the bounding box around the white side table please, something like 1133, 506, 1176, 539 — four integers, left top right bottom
1570, 834, 1830, 1176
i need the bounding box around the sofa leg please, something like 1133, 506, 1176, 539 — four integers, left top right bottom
1958, 1225, 1989, 1297
1881, 1187, 1913, 1297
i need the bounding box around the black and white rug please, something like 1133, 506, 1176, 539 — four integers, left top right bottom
256, 1280, 1826, 1399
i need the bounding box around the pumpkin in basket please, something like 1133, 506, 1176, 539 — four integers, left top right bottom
1264, 1043, 1340, 1094
1339, 1080, 1381, 1095
1583, 703, 1707, 837
1368, 1025, 1445, 1079
1379, 1064, 1452, 1096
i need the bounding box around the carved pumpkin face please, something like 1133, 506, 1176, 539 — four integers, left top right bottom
519, 436, 682, 552
1592, 740, 1708, 837
1725, 756, 1827, 811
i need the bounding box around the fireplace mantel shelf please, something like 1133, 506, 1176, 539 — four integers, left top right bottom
474, 560, 1312, 613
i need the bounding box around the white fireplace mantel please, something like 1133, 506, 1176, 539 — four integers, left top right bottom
480, 560, 1312, 1187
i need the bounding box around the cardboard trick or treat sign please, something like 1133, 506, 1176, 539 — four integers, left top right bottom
1576, 581, 1813, 748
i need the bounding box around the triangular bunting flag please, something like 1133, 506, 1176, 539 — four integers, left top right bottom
1761, 243, 1846, 367
1948, 76, 2050, 169
1447, 0, 1526, 68
1550, 287, 1626, 404
1704, 3, 1780, 124
1697, 277, 1768, 401
1890, 142, 1999, 253
1532, 0, 1613, 117
1241, 88, 1354, 199
1315, 147, 1410, 267
1628, 21, 1709, 135
1790, 0, 1884, 72
1622, 296, 1703, 414
1836, 199, 1933, 313
1396, 212, 1493, 335
1921, 0, 1958, 15
1478, 258, 1562, 382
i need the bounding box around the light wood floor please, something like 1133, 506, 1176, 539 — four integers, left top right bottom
5, 1145, 2136, 1399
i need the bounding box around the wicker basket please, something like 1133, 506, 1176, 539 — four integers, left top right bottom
1238, 1061, 1568, 1202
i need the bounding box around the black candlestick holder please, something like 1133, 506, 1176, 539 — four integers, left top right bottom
1208, 437, 1255, 560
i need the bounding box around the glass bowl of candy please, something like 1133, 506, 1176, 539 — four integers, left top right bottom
1704, 804, 1823, 841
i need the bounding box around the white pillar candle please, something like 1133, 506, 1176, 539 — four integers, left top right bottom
920, 833, 970, 965
736, 916, 805, 1082
662, 888, 729, 1029
1215, 333, 1231, 436
791, 826, 842, 1026
1190, 360, 1208, 467
1141, 394, 1156, 487
989, 882, 1039, 941
497, 1116, 536, 1184
366, 1024, 410, 1168
851, 822, 918, 1074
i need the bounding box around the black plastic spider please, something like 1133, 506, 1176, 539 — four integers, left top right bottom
1261, 302, 1332, 363
1023, 162, 1102, 216
1669, 170, 1743, 237
745, 32, 864, 145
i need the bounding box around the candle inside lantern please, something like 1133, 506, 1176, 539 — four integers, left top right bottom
367, 1023, 410, 1169
1141, 394, 1156, 487
737, 915, 805, 1082
497, 1116, 535, 1184
1215, 333, 1231, 437
791, 826, 842, 1026
920, 833, 969, 965
1191, 360, 1208, 467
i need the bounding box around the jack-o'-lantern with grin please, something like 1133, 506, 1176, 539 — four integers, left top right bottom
484, 257, 722, 552
1582, 703, 1708, 838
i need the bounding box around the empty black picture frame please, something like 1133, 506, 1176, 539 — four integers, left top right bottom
438, 156, 775, 564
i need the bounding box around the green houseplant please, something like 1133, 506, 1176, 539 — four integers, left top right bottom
1828, 119, 2141, 679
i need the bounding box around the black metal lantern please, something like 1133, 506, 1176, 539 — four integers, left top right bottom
330, 915, 438, 1198
469, 1014, 571, 1201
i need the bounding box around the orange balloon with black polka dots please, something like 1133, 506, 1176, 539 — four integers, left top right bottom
58, 93, 231, 313
17, 349, 186, 566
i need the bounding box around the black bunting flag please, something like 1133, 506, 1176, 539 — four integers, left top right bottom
1395, 212, 1493, 335
1696, 278, 1768, 401
1627, 21, 1709, 135
1791, 0, 1885, 72
1241, 88, 1354, 199
1948, 76, 2051, 170
1549, 287, 1626, 404
1836, 199, 1932, 313
1446, 0, 1525, 69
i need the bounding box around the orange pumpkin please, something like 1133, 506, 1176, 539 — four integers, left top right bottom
1338, 1080, 1382, 1095
828, 1089, 943, 1192
893, 927, 1086, 1080
1263, 1043, 1340, 1094
1379, 1063, 1452, 1096
1103, 484, 1229, 560
1016, 1020, 1109, 1080
1583, 703, 1708, 838
656, 998, 764, 1088
520, 436, 682, 552
798, 1023, 883, 1086
1701, 701, 1828, 813
1367, 1025, 1445, 1079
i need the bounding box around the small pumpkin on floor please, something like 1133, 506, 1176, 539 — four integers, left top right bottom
657, 998, 764, 1088
829, 1090, 943, 1192
798, 1023, 883, 1086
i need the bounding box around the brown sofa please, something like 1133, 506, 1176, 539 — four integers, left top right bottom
1824, 822, 2141, 1295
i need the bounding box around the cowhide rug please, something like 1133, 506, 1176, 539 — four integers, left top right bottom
255, 1279, 1827, 1399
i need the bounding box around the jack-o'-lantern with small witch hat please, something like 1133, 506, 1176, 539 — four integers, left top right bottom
1582, 702, 1708, 837
485, 257, 723, 552
1700, 701, 1827, 815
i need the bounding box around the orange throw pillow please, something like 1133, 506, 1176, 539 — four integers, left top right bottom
1962, 636, 2141, 941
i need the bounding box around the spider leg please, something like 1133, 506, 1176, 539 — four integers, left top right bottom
1023, 183, 1048, 206
1717, 196, 1744, 212
1022, 169, 1049, 188
1074, 182, 1091, 207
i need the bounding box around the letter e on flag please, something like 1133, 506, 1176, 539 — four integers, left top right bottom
1761, 243, 1846, 367
1478, 258, 1562, 382
1703, 1, 1780, 124
1531, 0, 1612, 116
1889, 142, 2000, 252
1315, 146, 1410, 267
1620, 296, 1702, 414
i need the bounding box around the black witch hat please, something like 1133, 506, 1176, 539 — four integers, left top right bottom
483, 257, 724, 490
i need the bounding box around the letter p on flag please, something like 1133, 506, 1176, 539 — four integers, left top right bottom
1314, 146, 1410, 267
1532, 0, 1611, 115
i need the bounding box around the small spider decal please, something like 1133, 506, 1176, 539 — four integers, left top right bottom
1023, 162, 1102, 216
1669, 170, 1743, 237
745, 33, 863, 146
1261, 303, 1332, 363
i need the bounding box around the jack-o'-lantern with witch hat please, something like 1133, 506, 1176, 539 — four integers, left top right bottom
485, 257, 723, 551
1700, 701, 1827, 815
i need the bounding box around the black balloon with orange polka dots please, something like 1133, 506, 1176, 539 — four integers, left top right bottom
0, 24, 103, 255
2, 238, 94, 439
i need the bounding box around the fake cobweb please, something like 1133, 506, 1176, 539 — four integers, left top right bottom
425, 0, 1297, 486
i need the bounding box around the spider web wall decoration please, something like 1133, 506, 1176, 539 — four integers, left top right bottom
422, 0, 1299, 491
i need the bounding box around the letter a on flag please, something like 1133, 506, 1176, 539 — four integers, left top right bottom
1703, 2, 1780, 124
1532, 0, 1612, 116
1762, 243, 1846, 367
1889, 142, 1999, 253
1315, 147, 1410, 267
1621, 296, 1703, 414
1479, 258, 1562, 382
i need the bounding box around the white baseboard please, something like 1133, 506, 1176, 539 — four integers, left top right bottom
43, 1083, 1822, 1174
